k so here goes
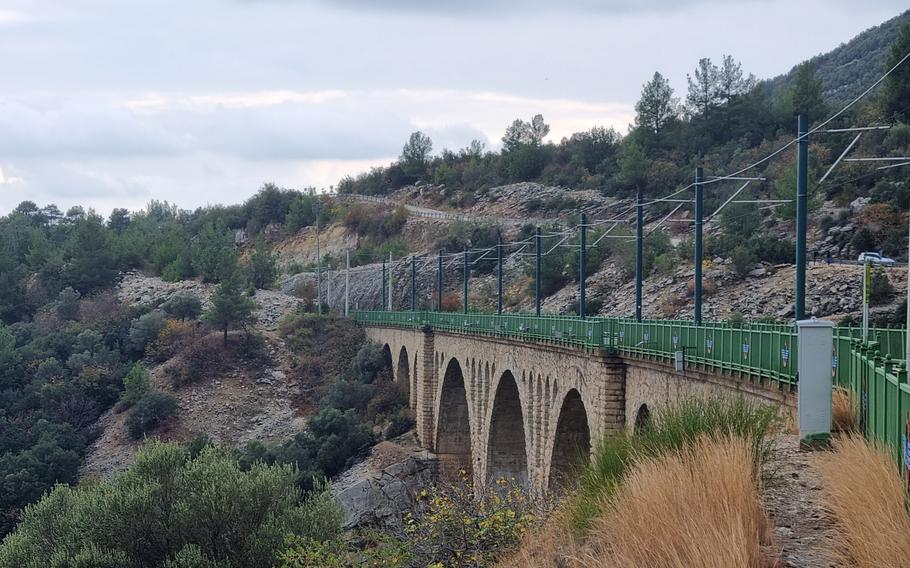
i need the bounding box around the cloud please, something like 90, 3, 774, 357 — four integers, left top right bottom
0, 167, 23, 186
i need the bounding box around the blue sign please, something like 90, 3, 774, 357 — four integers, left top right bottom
706, 338, 714, 353
903, 434, 910, 471
781, 347, 790, 366
644, 332, 650, 342
742, 343, 750, 360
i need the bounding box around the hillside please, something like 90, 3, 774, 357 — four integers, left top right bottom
768, 9, 910, 106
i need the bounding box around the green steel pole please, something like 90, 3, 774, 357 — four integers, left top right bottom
463, 247, 469, 314
497, 237, 504, 315
381, 260, 387, 311
535, 226, 542, 317
635, 188, 643, 321
694, 166, 704, 325
410, 256, 416, 311
796, 113, 809, 321
580, 212, 587, 319
437, 251, 443, 312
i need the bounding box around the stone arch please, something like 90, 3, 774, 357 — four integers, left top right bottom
396, 345, 410, 402
486, 370, 529, 485
380, 344, 394, 381
435, 358, 472, 480
548, 389, 591, 491
634, 403, 651, 433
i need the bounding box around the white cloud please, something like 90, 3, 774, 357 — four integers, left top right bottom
0, 0, 904, 216
0, 167, 23, 186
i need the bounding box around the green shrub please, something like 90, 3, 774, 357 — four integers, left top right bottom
0, 442, 342, 568
386, 408, 416, 440
731, 244, 757, 277
162, 294, 202, 321
351, 342, 391, 383
128, 310, 167, 353
126, 390, 178, 439
56, 287, 81, 321
870, 267, 894, 305
120, 363, 150, 408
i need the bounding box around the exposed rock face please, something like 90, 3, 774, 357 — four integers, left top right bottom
333, 438, 437, 530
118, 271, 303, 330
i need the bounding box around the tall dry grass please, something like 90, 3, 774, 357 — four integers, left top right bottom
577, 436, 776, 568
817, 436, 910, 567
831, 387, 858, 433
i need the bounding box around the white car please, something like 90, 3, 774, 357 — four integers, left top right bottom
857, 252, 896, 266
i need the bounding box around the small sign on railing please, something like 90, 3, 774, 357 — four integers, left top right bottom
742, 343, 750, 360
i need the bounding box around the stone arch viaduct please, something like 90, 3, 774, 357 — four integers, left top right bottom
365, 323, 796, 494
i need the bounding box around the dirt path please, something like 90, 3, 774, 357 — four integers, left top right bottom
763, 435, 837, 567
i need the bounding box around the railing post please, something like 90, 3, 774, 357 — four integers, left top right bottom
797, 318, 833, 449
579, 212, 587, 319
694, 166, 704, 325
535, 226, 542, 317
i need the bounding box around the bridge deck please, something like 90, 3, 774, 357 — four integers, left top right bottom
356, 310, 907, 390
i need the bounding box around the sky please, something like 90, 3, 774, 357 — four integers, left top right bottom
0, 0, 906, 216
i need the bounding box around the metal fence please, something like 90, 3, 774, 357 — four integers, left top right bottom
834, 326, 906, 386
847, 342, 910, 469
354, 311, 803, 386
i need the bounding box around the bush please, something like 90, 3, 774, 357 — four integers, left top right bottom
870, 267, 894, 305
386, 408, 416, 440
126, 390, 178, 439
56, 287, 81, 321
0, 442, 343, 568
247, 241, 279, 290
162, 293, 202, 321
351, 342, 390, 383
731, 245, 757, 277
128, 310, 167, 353
120, 363, 150, 408
237, 408, 375, 491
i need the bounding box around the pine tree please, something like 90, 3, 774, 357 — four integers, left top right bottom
635, 71, 678, 136
789, 62, 826, 121
203, 270, 255, 345
686, 58, 720, 119
247, 240, 278, 290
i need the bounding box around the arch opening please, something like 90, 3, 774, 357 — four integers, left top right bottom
634, 404, 651, 433
486, 371, 528, 486
396, 346, 411, 401
436, 359, 472, 480
548, 389, 591, 491
379, 344, 394, 382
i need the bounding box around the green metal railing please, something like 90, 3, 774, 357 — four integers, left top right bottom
606, 319, 797, 386
354, 311, 802, 385
847, 341, 910, 470
355, 310, 605, 348
834, 326, 906, 386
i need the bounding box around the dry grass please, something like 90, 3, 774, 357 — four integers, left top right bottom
816, 436, 910, 567
831, 387, 858, 433
576, 436, 776, 568
495, 518, 575, 568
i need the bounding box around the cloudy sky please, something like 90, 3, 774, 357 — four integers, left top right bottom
0, 0, 905, 215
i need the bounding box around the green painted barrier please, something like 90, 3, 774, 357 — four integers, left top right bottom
848, 341, 910, 474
